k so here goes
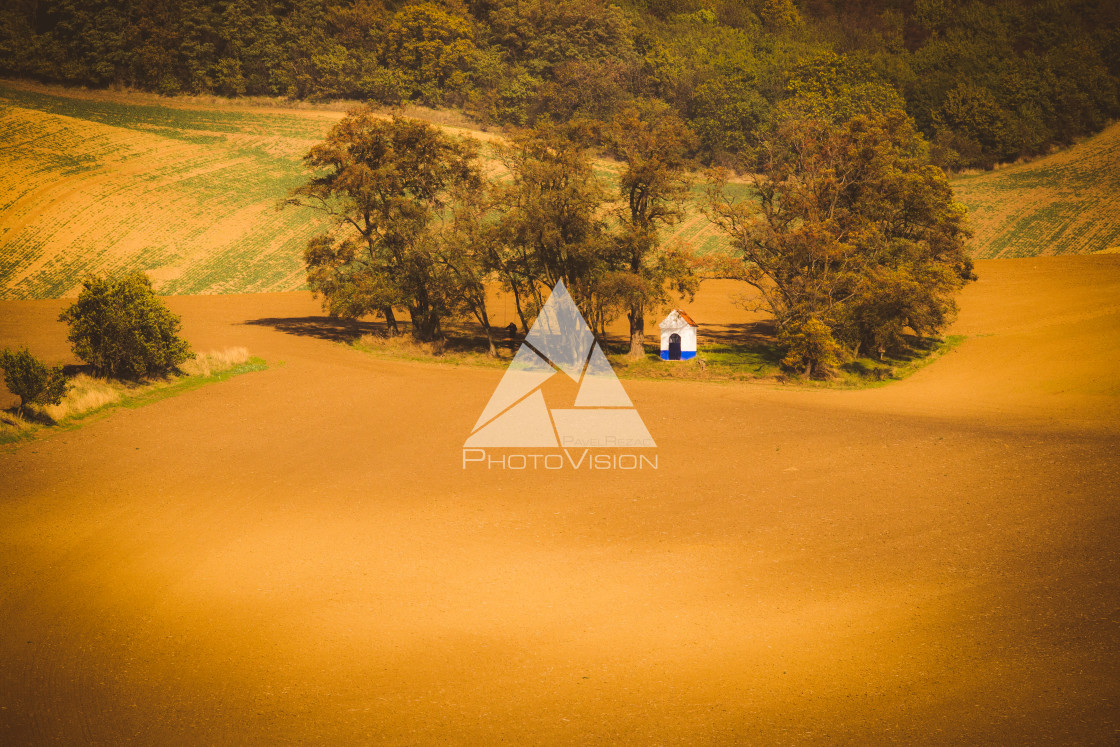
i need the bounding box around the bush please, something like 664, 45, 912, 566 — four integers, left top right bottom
59, 272, 192, 380
0, 347, 67, 416
778, 318, 841, 379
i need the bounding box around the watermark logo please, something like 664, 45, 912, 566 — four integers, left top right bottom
463, 281, 656, 468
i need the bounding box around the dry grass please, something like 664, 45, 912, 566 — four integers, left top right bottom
0, 410, 36, 441
179, 347, 251, 377
0, 348, 255, 441
356, 333, 447, 357
41, 374, 122, 422
0, 375, 123, 440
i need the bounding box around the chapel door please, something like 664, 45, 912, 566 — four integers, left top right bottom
669, 333, 681, 361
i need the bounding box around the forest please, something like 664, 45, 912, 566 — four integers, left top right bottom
2, 0, 1118, 170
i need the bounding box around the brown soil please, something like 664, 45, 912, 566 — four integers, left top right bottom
1, 256, 1118, 743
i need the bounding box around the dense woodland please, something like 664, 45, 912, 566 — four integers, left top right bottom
2, 0, 1118, 169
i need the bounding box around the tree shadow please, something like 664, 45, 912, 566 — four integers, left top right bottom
242, 316, 390, 343
698, 320, 778, 346
2, 405, 55, 426
242, 315, 520, 357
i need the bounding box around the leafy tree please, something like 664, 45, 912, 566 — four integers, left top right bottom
707, 110, 973, 377
381, 2, 477, 104
933, 82, 1018, 169
691, 73, 771, 163
777, 318, 841, 378
2, 0, 1118, 171
490, 123, 613, 333
607, 103, 698, 358
781, 53, 906, 124
485, 0, 635, 77
531, 58, 631, 123
755, 0, 801, 32
431, 181, 502, 356
288, 109, 483, 342
0, 348, 67, 418
59, 272, 192, 380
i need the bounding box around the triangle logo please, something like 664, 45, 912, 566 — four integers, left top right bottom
465, 281, 656, 449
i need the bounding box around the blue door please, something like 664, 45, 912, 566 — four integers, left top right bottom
668, 333, 681, 360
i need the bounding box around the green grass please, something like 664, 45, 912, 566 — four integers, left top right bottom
829, 335, 966, 389
949, 123, 1120, 257
0, 357, 267, 447
0, 83, 335, 299
345, 328, 963, 389
602, 339, 783, 382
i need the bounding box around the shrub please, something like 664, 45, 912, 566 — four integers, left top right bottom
778, 318, 841, 379
0, 347, 68, 416
59, 272, 192, 380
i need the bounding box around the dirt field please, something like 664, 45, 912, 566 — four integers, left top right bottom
1, 256, 1118, 743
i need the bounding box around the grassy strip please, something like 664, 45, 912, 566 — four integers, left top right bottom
346, 331, 965, 389
0, 357, 267, 447
607, 335, 966, 388
351, 334, 510, 369
839, 335, 967, 389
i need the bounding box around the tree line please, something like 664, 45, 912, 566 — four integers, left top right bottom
286, 98, 973, 378
2, 0, 1118, 170
286, 104, 699, 360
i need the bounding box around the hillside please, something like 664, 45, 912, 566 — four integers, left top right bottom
3, 0, 1117, 173
0, 80, 736, 300
3, 80, 1119, 300
950, 122, 1120, 258
0, 81, 341, 299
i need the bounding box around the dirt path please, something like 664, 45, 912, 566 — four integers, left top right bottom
1, 257, 1118, 743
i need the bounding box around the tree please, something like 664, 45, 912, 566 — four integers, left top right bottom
431, 181, 502, 356
490, 123, 613, 333
608, 103, 698, 358
691, 73, 771, 163
781, 52, 906, 124
933, 83, 1018, 169
707, 110, 973, 377
0, 348, 67, 418
287, 109, 483, 342
59, 272, 192, 379
380, 2, 477, 104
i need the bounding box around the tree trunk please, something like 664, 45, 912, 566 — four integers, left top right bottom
410, 307, 443, 342
484, 326, 497, 357
382, 306, 399, 336
408, 304, 424, 340
509, 279, 530, 333
628, 304, 645, 359
475, 296, 498, 357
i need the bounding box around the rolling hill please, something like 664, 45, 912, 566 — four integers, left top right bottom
0, 81, 340, 299
2, 79, 1118, 299
950, 122, 1120, 258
